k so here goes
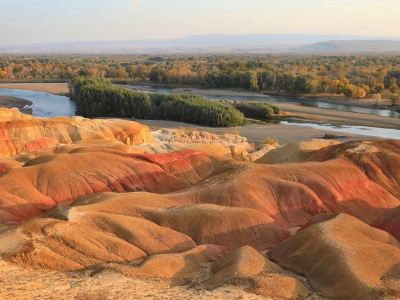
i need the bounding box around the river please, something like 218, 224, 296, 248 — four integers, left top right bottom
121, 84, 400, 119
0, 87, 399, 140
0, 89, 76, 117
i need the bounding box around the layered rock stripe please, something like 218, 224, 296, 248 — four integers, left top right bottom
0, 108, 399, 299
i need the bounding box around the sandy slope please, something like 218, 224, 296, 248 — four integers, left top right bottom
0, 261, 265, 300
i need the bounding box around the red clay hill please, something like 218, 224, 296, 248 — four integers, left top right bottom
0, 108, 399, 299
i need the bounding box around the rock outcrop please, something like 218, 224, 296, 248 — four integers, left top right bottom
152, 128, 276, 161
0, 107, 153, 157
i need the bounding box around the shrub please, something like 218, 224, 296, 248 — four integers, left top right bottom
234, 102, 280, 121
70, 76, 244, 127
262, 137, 278, 145
389, 93, 400, 105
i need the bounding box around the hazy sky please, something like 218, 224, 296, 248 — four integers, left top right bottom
1, 0, 399, 44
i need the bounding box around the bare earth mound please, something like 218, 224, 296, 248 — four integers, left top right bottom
269, 214, 400, 299
374, 206, 400, 241
0, 108, 399, 299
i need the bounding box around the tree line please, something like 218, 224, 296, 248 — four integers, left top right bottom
2, 55, 400, 103
70, 76, 245, 127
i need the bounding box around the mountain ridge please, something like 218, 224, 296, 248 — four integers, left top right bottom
1, 34, 400, 54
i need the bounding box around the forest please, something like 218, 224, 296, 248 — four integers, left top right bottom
70, 76, 245, 127
1, 55, 400, 103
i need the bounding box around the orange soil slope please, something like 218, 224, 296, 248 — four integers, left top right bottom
0, 108, 399, 299
374, 206, 400, 240
0, 149, 215, 223
269, 214, 400, 299
0, 107, 153, 157
0, 140, 399, 227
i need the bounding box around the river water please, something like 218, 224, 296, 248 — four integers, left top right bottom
281, 122, 400, 140
121, 84, 400, 119
297, 100, 400, 118
0, 89, 76, 117
0, 87, 399, 140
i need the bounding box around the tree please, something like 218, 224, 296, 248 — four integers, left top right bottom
374, 83, 385, 93
258, 71, 276, 91
70, 76, 245, 127
149, 67, 164, 84
343, 85, 356, 98
389, 93, 400, 105
372, 93, 382, 103
390, 78, 399, 93
360, 84, 370, 97
294, 76, 311, 94
249, 72, 259, 91
353, 87, 367, 99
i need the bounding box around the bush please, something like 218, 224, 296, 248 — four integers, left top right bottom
70, 76, 244, 127
262, 137, 278, 145
389, 93, 400, 105
234, 102, 280, 121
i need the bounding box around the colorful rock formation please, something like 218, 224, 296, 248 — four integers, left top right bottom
0, 108, 399, 299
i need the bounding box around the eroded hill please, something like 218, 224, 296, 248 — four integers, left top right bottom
0, 108, 399, 300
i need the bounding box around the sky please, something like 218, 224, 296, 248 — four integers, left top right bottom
1, 0, 399, 44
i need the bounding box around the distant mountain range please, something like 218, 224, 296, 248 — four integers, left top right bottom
296, 40, 400, 53
1, 34, 400, 54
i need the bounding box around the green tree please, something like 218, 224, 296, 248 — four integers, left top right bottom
249, 72, 259, 91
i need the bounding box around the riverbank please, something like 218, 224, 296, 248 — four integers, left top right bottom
173, 87, 400, 114
3, 82, 397, 113
298, 94, 398, 110
0, 88, 76, 117
0, 82, 398, 138
269, 101, 400, 129
139, 119, 375, 145
125, 85, 400, 130
0, 82, 69, 95
0, 95, 32, 114
1, 81, 398, 117
123, 83, 400, 112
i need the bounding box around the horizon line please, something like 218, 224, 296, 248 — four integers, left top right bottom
4, 33, 400, 47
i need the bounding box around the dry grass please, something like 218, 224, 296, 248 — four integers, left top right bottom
262, 137, 278, 145
75, 290, 110, 300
